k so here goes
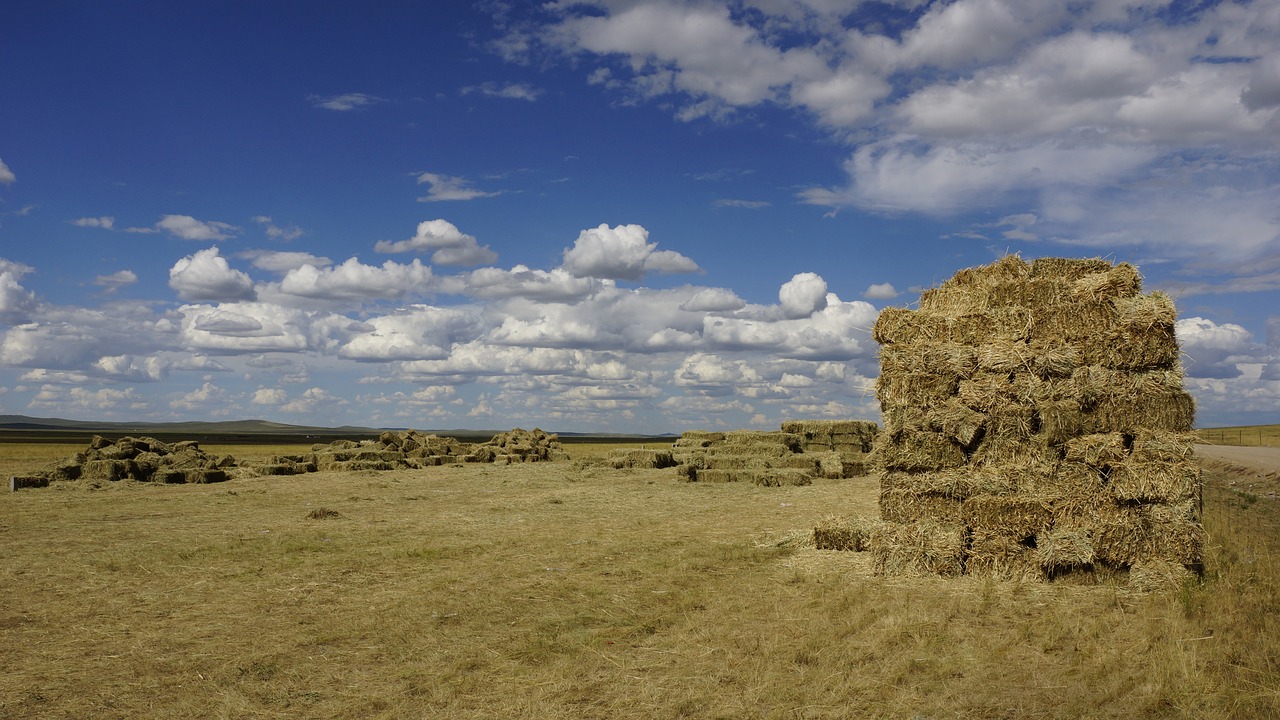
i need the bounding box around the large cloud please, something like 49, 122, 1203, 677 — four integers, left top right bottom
169, 247, 257, 302
375, 219, 498, 266
561, 223, 699, 280
277, 257, 432, 301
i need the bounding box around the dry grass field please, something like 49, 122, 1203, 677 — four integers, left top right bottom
1197, 424, 1280, 448
2, 442, 1278, 719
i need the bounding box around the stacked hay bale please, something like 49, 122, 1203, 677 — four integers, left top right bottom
675, 423, 879, 486
781, 420, 878, 477
606, 448, 678, 469
871, 255, 1202, 581
260, 428, 568, 475
468, 428, 569, 464
24, 435, 234, 485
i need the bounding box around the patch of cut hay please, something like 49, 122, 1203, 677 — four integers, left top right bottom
1036, 398, 1084, 444
306, 507, 343, 520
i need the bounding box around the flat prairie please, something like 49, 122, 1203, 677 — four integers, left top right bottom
1, 443, 1277, 719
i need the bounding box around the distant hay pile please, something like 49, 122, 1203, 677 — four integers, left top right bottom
16, 435, 235, 487
674, 420, 879, 486
869, 256, 1202, 583
257, 427, 569, 475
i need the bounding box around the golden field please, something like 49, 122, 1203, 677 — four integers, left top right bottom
1, 442, 1277, 719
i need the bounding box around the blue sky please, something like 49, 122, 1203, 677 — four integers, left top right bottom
1, 0, 1278, 433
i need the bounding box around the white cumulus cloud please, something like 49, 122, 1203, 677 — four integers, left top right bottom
169, 247, 257, 302
562, 223, 700, 280
375, 219, 498, 266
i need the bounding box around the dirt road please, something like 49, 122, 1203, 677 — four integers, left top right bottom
1195, 444, 1280, 475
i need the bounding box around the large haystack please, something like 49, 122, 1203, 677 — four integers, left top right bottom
675, 421, 879, 486
871, 256, 1202, 582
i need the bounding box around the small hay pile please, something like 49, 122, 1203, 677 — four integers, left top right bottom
20, 435, 235, 486
870, 256, 1203, 583
675, 422, 879, 486
257, 427, 569, 475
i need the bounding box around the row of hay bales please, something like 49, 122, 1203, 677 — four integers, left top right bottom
862, 255, 1204, 583
623, 420, 881, 486
16, 435, 234, 487
255, 427, 569, 475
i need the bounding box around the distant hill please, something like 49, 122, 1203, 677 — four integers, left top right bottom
0, 414, 677, 444
0, 414, 381, 435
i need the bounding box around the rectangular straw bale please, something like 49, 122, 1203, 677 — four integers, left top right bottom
1091, 503, 1147, 566
755, 468, 815, 487
675, 431, 725, 448
880, 341, 978, 379
696, 468, 759, 484
1029, 299, 1118, 341
1108, 460, 1201, 504
1036, 398, 1084, 444
1030, 257, 1114, 282
1063, 432, 1129, 466
1049, 461, 1107, 495
879, 488, 964, 525
971, 432, 1059, 467
702, 453, 774, 470
607, 448, 678, 469
882, 405, 929, 435
1146, 502, 1205, 567
814, 516, 876, 551
1072, 262, 1141, 301
977, 339, 1030, 374
1129, 559, 1198, 591
918, 284, 981, 314
985, 401, 1036, 441
810, 451, 846, 479
957, 372, 1015, 412
874, 307, 949, 345
985, 306, 1034, 342
875, 431, 966, 472
1028, 340, 1082, 378
870, 520, 967, 577
963, 495, 1053, 537
877, 372, 958, 411
723, 430, 802, 447
1093, 388, 1195, 433
968, 528, 1042, 581
927, 399, 986, 448
989, 278, 1072, 309
1036, 527, 1096, 573
1079, 323, 1179, 370
1130, 430, 1197, 463
881, 468, 1013, 500
998, 461, 1061, 496
1113, 292, 1176, 328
